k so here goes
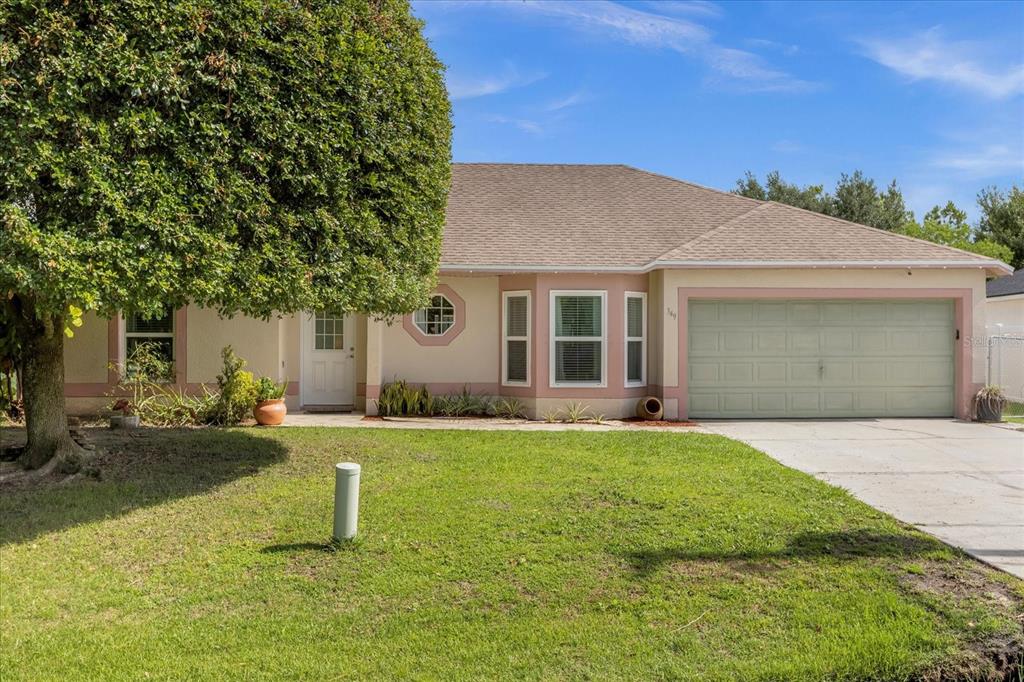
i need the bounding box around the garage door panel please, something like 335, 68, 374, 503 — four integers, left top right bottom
757, 362, 787, 382
822, 330, 854, 352
757, 303, 788, 322
853, 302, 887, 323
722, 331, 753, 352
757, 331, 787, 352
789, 303, 820, 323
723, 362, 754, 383
689, 362, 720, 385
856, 330, 888, 353
688, 299, 954, 418
789, 392, 821, 412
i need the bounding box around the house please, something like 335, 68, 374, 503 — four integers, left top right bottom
63, 163, 1013, 420
985, 268, 1024, 401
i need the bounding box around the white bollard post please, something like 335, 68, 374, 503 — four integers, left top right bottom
333, 462, 361, 541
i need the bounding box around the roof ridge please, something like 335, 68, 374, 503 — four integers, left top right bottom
649, 202, 771, 264
620, 165, 766, 209
759, 200, 1000, 263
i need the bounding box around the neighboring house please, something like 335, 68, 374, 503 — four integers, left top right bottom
64, 164, 1013, 420
985, 269, 1024, 401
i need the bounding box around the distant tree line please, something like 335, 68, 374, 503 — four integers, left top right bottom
734, 171, 1023, 269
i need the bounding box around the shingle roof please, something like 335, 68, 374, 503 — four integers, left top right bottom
987, 269, 1024, 297
440, 163, 1010, 274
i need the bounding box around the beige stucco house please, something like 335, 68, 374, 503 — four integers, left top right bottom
63, 163, 1013, 420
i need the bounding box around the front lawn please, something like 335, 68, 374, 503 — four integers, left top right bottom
1, 428, 1021, 680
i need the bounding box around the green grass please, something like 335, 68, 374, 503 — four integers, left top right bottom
1, 428, 1021, 681
1004, 401, 1024, 424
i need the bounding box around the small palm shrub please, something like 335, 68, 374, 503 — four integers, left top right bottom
563, 401, 591, 423
541, 409, 561, 423
376, 380, 433, 417
493, 398, 527, 419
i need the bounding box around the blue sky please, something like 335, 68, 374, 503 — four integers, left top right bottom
412, 0, 1024, 222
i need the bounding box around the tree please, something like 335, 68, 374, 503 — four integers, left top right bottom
734, 171, 829, 213
898, 202, 1014, 263
1, 0, 452, 469
734, 170, 911, 231
977, 186, 1024, 269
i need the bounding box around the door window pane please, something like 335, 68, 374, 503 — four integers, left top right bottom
314, 310, 345, 350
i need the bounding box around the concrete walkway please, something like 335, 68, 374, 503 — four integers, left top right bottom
702, 419, 1024, 578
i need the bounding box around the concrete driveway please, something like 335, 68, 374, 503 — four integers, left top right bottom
702, 419, 1024, 578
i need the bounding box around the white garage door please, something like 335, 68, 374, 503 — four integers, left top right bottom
687, 299, 955, 418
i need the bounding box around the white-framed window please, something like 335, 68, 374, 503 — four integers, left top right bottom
124, 306, 175, 374
550, 290, 606, 387
502, 291, 531, 386
413, 294, 455, 336
625, 292, 646, 387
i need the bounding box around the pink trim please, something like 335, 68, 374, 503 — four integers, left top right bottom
356, 382, 366, 398
365, 384, 381, 400
675, 287, 974, 420
402, 284, 466, 346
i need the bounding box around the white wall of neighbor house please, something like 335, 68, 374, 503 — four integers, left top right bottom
379, 275, 500, 386
654, 267, 990, 419
985, 295, 1024, 400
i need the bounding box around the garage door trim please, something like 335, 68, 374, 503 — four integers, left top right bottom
675, 287, 973, 420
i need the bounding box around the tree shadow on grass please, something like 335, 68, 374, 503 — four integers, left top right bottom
0, 427, 287, 546
625, 529, 949, 577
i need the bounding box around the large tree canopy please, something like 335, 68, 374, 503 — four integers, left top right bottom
977, 186, 1024, 270
1, 0, 451, 467
735, 170, 1015, 262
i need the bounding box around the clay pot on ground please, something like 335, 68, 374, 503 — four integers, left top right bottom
254, 399, 287, 426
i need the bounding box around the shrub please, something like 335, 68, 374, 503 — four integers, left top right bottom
210, 346, 257, 425
493, 398, 527, 419
108, 342, 218, 426
377, 380, 432, 417
562, 401, 591, 424
254, 377, 288, 402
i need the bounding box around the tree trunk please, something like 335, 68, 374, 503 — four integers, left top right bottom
14, 301, 81, 470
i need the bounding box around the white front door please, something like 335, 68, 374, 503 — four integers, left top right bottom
301, 310, 355, 407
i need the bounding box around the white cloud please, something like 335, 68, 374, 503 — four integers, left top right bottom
446, 64, 546, 100
640, 1, 723, 20
931, 144, 1024, 177
544, 89, 591, 112
486, 115, 545, 135
859, 27, 1024, 99
499, 1, 818, 93
746, 38, 800, 57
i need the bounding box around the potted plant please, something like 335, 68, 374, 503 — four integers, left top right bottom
110, 398, 140, 429
253, 377, 288, 426
974, 385, 1007, 422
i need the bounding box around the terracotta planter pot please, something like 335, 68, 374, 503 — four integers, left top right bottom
253, 399, 287, 426
636, 396, 664, 421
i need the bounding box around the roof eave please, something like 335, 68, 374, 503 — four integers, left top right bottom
439, 259, 1014, 276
